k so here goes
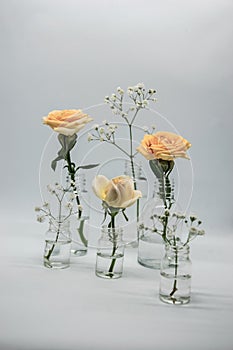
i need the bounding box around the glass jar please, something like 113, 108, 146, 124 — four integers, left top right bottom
138, 227, 163, 269
138, 198, 164, 269
43, 219, 71, 269
95, 227, 124, 279
159, 244, 192, 305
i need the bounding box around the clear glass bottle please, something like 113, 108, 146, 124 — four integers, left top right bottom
44, 219, 71, 269
70, 173, 90, 257
138, 198, 164, 269
124, 160, 148, 247
159, 244, 192, 305
95, 227, 124, 279
124, 160, 148, 199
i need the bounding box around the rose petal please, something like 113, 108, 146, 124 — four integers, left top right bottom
92, 175, 110, 200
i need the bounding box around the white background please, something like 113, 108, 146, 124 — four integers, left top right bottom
1, 0, 233, 231
1, 1, 233, 349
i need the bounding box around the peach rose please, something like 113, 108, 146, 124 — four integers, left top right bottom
137, 131, 191, 161
92, 175, 142, 209
43, 109, 93, 136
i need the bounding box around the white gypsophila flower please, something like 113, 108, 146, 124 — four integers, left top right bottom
87, 133, 93, 142
65, 202, 73, 209
152, 98, 157, 102
175, 212, 186, 219
99, 137, 104, 142
137, 82, 144, 89
111, 94, 116, 101
190, 214, 198, 221
37, 215, 45, 223
34, 206, 41, 212
102, 120, 109, 125
109, 124, 117, 130
197, 229, 205, 236
117, 87, 124, 95
47, 184, 53, 193
99, 127, 105, 134
69, 192, 76, 200
189, 227, 197, 235
130, 106, 135, 111
78, 205, 83, 211
142, 100, 148, 106
92, 124, 99, 130
152, 125, 156, 130
43, 202, 50, 208
148, 89, 156, 94
55, 183, 63, 190
143, 126, 149, 132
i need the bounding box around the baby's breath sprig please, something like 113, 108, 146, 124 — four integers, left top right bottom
35, 181, 83, 261
104, 83, 157, 123
140, 211, 205, 247
35, 182, 80, 225
89, 83, 158, 227
88, 122, 131, 157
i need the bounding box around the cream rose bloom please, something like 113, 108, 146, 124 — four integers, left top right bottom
92, 175, 142, 209
43, 109, 93, 136
137, 131, 191, 161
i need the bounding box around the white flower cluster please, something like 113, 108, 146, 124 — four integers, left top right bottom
104, 83, 157, 118
88, 122, 118, 143
35, 182, 80, 224
144, 210, 205, 246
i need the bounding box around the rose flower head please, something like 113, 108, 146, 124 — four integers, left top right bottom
92, 175, 142, 209
137, 131, 191, 161
43, 109, 93, 136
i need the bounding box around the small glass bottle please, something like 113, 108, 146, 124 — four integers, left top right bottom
138, 198, 164, 269
95, 227, 124, 279
44, 219, 71, 269
159, 244, 192, 305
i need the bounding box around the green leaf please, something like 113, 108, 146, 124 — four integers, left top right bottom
51, 155, 63, 171
76, 164, 99, 171
51, 134, 77, 171
149, 159, 164, 179
58, 134, 77, 154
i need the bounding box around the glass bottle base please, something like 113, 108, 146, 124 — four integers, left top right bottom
138, 257, 161, 269
95, 271, 123, 279
43, 260, 70, 269
71, 248, 87, 257
159, 294, 190, 305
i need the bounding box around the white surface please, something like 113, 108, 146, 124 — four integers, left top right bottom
1, 223, 233, 350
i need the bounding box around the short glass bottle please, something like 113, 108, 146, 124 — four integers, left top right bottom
159, 243, 192, 305
95, 227, 124, 279
138, 198, 164, 269
43, 219, 71, 269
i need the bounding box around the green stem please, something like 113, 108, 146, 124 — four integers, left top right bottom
129, 124, 140, 234
108, 213, 117, 277
66, 151, 89, 248
45, 203, 62, 262
66, 151, 82, 218
170, 241, 178, 303
77, 218, 88, 247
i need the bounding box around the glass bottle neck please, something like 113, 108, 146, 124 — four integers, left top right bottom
101, 226, 123, 242
165, 243, 190, 259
